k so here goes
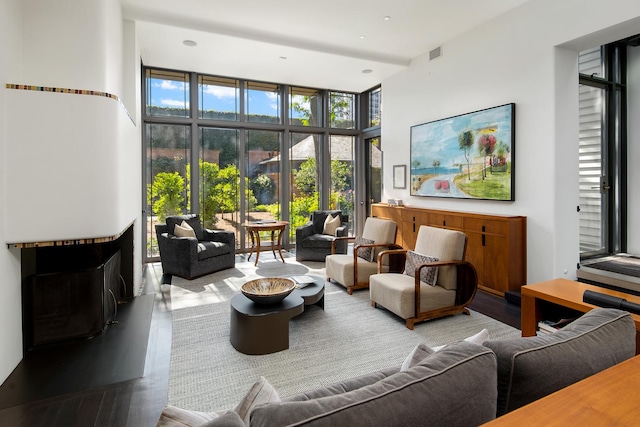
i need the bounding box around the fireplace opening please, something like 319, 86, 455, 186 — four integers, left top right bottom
21, 224, 134, 352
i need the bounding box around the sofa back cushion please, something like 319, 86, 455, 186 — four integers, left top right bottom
483, 308, 636, 416
249, 341, 497, 427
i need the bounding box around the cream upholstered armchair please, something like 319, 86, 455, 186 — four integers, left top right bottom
325, 217, 401, 295
369, 225, 478, 329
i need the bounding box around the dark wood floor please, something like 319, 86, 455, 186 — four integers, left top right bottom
0, 262, 520, 426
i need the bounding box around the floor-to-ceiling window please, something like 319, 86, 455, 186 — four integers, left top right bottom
578, 38, 629, 258
360, 86, 382, 232
142, 66, 366, 261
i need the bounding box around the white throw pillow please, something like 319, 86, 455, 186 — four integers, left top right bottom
322, 214, 341, 236
431, 329, 490, 352
156, 405, 218, 427
233, 376, 281, 425
400, 343, 434, 371
174, 220, 196, 238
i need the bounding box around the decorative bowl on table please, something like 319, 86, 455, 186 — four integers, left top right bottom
241, 277, 296, 305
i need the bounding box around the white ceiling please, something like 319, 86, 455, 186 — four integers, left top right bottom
122, 0, 529, 92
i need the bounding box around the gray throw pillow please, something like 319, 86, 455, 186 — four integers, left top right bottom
355, 236, 375, 262
404, 250, 439, 285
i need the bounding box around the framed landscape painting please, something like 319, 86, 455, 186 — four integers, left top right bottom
410, 103, 515, 201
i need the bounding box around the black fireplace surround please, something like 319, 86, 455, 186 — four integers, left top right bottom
21, 225, 134, 351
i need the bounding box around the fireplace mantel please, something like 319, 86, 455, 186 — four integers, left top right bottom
7, 222, 133, 249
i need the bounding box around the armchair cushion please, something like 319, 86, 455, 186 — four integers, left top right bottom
370, 273, 456, 319
404, 251, 439, 286
198, 241, 232, 260
322, 214, 341, 235
413, 226, 466, 291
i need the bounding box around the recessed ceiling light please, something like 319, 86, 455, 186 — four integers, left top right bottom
360, 35, 366, 39
362, 69, 373, 74
384, 16, 391, 21
183, 40, 197, 47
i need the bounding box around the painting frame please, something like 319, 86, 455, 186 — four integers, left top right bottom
393, 165, 406, 189
410, 103, 515, 201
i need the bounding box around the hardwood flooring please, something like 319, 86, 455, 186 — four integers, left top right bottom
0, 262, 520, 426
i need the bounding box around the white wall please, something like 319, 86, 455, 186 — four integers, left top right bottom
382, 0, 640, 284
0, 0, 26, 385
0, 0, 141, 384
5, 0, 139, 244
628, 45, 640, 254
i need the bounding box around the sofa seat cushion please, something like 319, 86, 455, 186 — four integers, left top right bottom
301, 234, 335, 249
483, 308, 636, 416
198, 241, 231, 260
369, 273, 456, 319
249, 341, 497, 427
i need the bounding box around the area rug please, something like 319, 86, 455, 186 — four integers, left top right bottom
167, 253, 520, 412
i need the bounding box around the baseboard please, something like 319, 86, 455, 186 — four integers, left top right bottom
504, 290, 521, 307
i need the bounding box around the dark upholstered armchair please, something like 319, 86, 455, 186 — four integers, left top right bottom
155, 214, 235, 280
295, 210, 348, 261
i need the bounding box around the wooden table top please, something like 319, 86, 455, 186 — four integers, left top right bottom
482, 355, 640, 426
522, 278, 640, 329
243, 220, 288, 230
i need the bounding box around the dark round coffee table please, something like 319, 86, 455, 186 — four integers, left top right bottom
230, 275, 325, 355
288, 275, 325, 309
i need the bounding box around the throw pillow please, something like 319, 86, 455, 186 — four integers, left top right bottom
404, 250, 439, 286
156, 405, 218, 427
400, 343, 434, 371
233, 376, 281, 425
431, 329, 490, 352
354, 236, 375, 262
174, 220, 196, 239
322, 214, 341, 236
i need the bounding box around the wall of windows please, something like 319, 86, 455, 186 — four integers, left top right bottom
143, 67, 363, 260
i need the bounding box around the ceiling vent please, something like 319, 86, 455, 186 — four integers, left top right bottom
429, 46, 442, 60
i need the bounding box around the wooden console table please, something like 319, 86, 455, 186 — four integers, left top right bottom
521, 278, 640, 353
243, 221, 288, 266
371, 203, 526, 296
482, 354, 640, 426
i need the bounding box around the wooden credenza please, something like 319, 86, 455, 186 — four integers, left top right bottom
371, 203, 526, 296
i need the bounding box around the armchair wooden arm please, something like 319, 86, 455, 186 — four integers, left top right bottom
331, 235, 355, 254
352, 243, 403, 289
376, 248, 407, 274
407, 260, 478, 329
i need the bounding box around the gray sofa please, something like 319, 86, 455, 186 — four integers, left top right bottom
156, 214, 235, 280
158, 308, 636, 426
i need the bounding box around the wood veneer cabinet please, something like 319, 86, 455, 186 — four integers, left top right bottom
371, 203, 526, 296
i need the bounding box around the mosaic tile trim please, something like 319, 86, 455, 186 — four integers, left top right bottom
7, 222, 134, 249
6, 83, 135, 123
